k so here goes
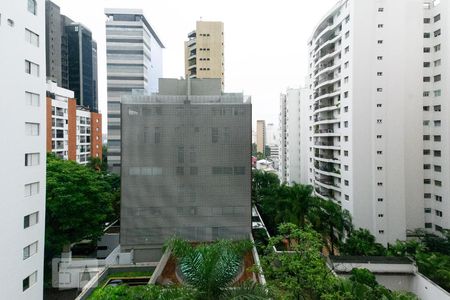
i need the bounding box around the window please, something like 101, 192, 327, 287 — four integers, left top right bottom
436, 210, 443, 217
25, 92, 40, 106
424, 120, 430, 125
7, 18, 14, 27
377, 151, 383, 155
424, 47, 430, 53
424, 164, 431, 169
25, 153, 40, 166
434, 105, 441, 112
425, 223, 432, 229
425, 208, 432, 213
378, 24, 384, 28
436, 225, 443, 232
378, 214, 384, 217
434, 135, 441, 142
377, 104, 382, 107
379, 230, 384, 234
344, 91, 349, 98
23, 271, 37, 291
344, 165, 349, 171
345, 195, 349, 200
344, 180, 349, 186
377, 119, 382, 124
344, 106, 349, 112
423, 91, 430, 97
344, 136, 349, 141
176, 167, 184, 176
377, 135, 382, 139
423, 135, 430, 141
24, 212, 39, 228
25, 29, 39, 47
345, 46, 349, 53
377, 56, 383, 60
25, 60, 39, 76
377, 72, 383, 76
423, 149, 430, 155
424, 193, 431, 198
344, 61, 349, 68
377, 182, 383, 186
25, 123, 39, 136
378, 198, 383, 202
424, 179, 431, 184
377, 40, 383, 44
423, 77, 431, 82
434, 120, 441, 127
424, 32, 431, 38
435, 180, 442, 187
344, 121, 348, 128
435, 195, 442, 202
434, 59, 441, 67
211, 128, 219, 143
424, 18, 430, 24
434, 165, 442, 172
434, 44, 441, 52
344, 76, 349, 83
434, 150, 441, 157
434, 74, 441, 82
344, 150, 349, 156
24, 182, 39, 197
434, 90, 441, 97
423, 106, 430, 111
377, 88, 383, 92
434, 29, 441, 37
378, 8, 384, 12
23, 241, 38, 260
345, 31, 350, 38
434, 14, 441, 22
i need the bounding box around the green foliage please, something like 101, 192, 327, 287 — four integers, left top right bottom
340, 229, 387, 256
264, 145, 271, 157
165, 238, 264, 299
46, 154, 116, 257
89, 285, 197, 300
349, 268, 378, 288
220, 281, 270, 300
261, 223, 338, 299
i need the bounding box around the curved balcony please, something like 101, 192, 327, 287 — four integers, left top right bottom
312, 115, 340, 126
314, 89, 341, 102
314, 161, 341, 176
314, 154, 341, 164
314, 48, 341, 68
314, 104, 339, 115
314, 187, 333, 200
315, 60, 341, 78
315, 177, 341, 192
315, 33, 341, 57
315, 77, 340, 92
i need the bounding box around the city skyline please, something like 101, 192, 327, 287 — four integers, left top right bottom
50, 0, 338, 129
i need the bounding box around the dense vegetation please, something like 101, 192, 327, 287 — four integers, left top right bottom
253, 169, 450, 293
261, 223, 418, 300
45, 154, 120, 283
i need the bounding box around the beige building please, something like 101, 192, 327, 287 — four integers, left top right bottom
185, 21, 224, 90
256, 120, 266, 154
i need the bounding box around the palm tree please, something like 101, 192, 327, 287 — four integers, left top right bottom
166, 238, 268, 300
277, 183, 315, 228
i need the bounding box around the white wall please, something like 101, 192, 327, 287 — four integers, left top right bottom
0, 0, 46, 299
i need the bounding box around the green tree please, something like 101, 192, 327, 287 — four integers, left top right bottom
340, 228, 386, 256
277, 184, 315, 228
308, 199, 353, 255
165, 238, 267, 299
90, 285, 197, 300
46, 154, 116, 258
261, 223, 338, 299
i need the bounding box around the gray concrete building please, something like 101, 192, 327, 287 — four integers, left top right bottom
105, 8, 164, 174
120, 78, 252, 261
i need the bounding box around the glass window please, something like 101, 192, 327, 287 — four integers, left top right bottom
27, 0, 37, 15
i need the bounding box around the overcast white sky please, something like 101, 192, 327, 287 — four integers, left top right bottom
52, 0, 339, 130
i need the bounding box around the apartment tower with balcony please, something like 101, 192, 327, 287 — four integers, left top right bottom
105, 8, 164, 173
307, 0, 426, 244
0, 0, 46, 298
185, 21, 224, 90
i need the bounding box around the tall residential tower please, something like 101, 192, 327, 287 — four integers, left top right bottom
0, 0, 46, 298
105, 8, 164, 173
185, 21, 224, 90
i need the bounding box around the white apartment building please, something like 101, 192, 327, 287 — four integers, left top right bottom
0, 0, 46, 299
279, 88, 309, 185
422, 0, 450, 233
305, 0, 442, 244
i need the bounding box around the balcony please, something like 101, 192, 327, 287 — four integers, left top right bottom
314, 153, 341, 164
315, 177, 341, 191
313, 115, 340, 126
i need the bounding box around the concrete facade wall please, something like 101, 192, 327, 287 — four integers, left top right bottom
120, 79, 251, 261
